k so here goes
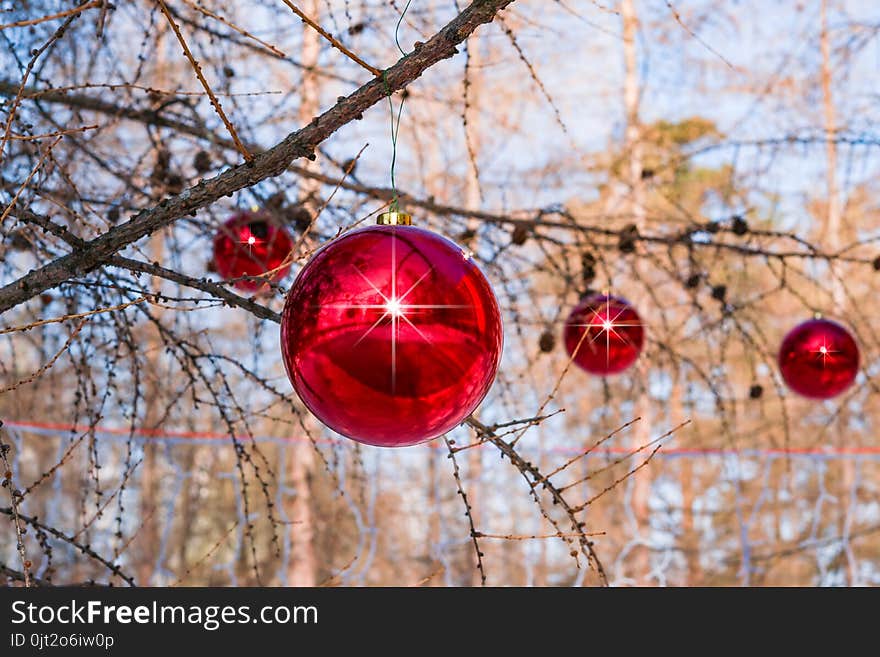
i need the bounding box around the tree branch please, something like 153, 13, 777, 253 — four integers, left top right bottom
109, 256, 281, 322
0, 0, 515, 315
4, 81, 860, 267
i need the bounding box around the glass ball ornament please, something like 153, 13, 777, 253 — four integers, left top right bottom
212, 210, 293, 292
778, 318, 859, 400
563, 293, 644, 376
280, 212, 503, 447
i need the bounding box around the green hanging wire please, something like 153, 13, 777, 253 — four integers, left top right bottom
383, 0, 414, 213
394, 0, 414, 57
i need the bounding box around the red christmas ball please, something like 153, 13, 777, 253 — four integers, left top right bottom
212, 211, 293, 292
563, 294, 644, 375
280, 222, 503, 447
778, 318, 859, 399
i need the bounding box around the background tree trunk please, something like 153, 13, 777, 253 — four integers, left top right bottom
622, 0, 653, 585
285, 0, 321, 587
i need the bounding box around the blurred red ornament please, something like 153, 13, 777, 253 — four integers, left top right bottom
563, 294, 644, 375
778, 318, 859, 399
280, 213, 503, 447
212, 211, 293, 292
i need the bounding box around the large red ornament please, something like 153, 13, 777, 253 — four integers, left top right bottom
563, 294, 644, 375
212, 211, 293, 292
778, 318, 859, 400
280, 214, 503, 447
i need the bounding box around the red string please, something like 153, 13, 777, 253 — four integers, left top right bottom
4, 419, 879, 456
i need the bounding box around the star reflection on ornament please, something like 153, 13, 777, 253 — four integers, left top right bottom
280, 220, 503, 447
778, 318, 859, 399
385, 297, 403, 316
563, 293, 644, 376
326, 255, 471, 394
816, 342, 834, 365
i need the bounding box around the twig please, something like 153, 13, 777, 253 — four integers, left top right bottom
0, 319, 87, 394
279, 0, 382, 76
474, 531, 606, 540
559, 421, 690, 493
72, 458, 143, 541
181, 0, 287, 58
10, 124, 98, 141
0, 0, 100, 31
171, 521, 239, 586
0, 10, 84, 159
532, 418, 641, 485
0, 505, 136, 585
1, 297, 148, 335
0, 136, 63, 224
497, 15, 568, 134
573, 444, 665, 513
445, 437, 487, 585
413, 566, 445, 587
0, 421, 31, 587
155, 0, 253, 162
664, 1, 734, 69
21, 431, 89, 499
466, 416, 609, 585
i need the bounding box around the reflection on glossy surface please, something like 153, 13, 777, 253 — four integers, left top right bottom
563, 294, 644, 376
213, 211, 293, 292
778, 318, 859, 399
280, 225, 503, 447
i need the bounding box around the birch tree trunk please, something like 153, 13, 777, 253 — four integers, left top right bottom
137, 23, 172, 586
621, 0, 653, 585
285, 0, 321, 586
820, 0, 857, 587
464, 33, 486, 587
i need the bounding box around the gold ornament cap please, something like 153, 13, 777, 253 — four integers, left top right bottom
377, 211, 412, 226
